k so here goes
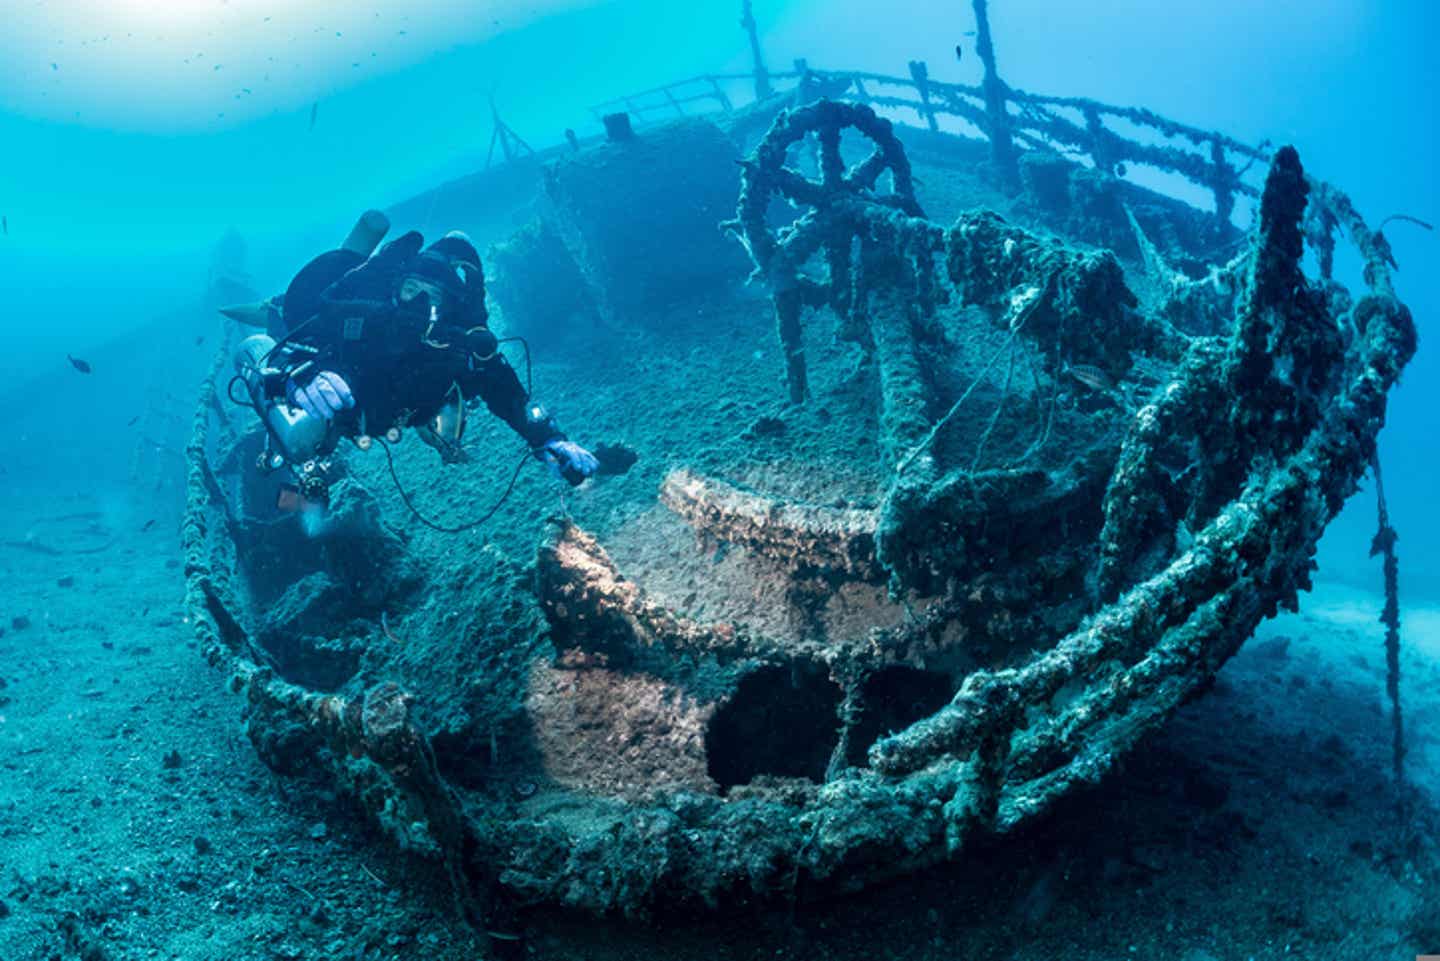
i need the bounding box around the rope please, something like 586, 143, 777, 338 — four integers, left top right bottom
970, 339, 1015, 471
1008, 346, 1060, 468
1377, 213, 1434, 233
894, 325, 1021, 478
894, 274, 1053, 478
1369, 453, 1405, 789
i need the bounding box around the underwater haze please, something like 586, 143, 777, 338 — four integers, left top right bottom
1, 1, 1438, 959
2, 0, 1437, 582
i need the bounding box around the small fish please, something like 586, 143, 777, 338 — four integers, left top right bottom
67, 354, 92, 374
954, 44, 963, 63
141, 519, 156, 532
126, 414, 140, 427
1065, 363, 1113, 391
194, 334, 206, 347
309, 103, 319, 131
2, 216, 7, 235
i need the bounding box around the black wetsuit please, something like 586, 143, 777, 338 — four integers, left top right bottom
279, 231, 562, 452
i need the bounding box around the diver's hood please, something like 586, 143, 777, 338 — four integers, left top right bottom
409, 240, 484, 304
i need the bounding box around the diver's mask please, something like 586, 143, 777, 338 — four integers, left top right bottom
398, 276, 448, 306
399, 247, 483, 318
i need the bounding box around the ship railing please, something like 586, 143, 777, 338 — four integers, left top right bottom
588, 61, 1270, 224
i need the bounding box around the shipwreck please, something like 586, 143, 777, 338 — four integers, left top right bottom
182, 4, 1415, 934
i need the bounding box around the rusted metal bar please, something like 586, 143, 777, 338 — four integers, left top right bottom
1011, 100, 1262, 201
1012, 89, 1268, 160
672, 91, 730, 109
740, 0, 773, 99
972, 0, 1020, 189
809, 68, 982, 97
1083, 105, 1119, 174
908, 60, 940, 132
537, 519, 766, 663
1210, 137, 1236, 224
663, 86, 685, 117
710, 76, 734, 112
660, 469, 881, 581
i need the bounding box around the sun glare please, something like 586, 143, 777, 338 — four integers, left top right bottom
0, 0, 588, 129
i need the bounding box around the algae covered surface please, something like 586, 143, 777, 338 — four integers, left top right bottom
2, 520, 1439, 959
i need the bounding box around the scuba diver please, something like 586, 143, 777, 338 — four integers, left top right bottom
227, 211, 598, 515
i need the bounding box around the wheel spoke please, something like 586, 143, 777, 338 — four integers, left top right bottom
846, 148, 888, 191
818, 125, 844, 189
774, 168, 829, 208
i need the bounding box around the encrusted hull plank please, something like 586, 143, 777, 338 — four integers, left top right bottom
659, 469, 880, 582
537, 518, 766, 663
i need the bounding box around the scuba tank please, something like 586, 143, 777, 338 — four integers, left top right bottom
235, 334, 332, 473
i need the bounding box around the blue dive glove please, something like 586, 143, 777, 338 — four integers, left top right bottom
539, 439, 599, 486
288, 371, 355, 422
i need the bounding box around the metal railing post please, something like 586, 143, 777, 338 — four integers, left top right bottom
741, 0, 774, 100
972, 0, 1020, 189
1209, 138, 1236, 226
710, 76, 735, 112
908, 60, 940, 132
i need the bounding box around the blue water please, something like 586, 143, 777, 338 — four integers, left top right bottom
2, 0, 1435, 594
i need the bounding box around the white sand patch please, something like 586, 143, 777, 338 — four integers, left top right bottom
1251, 581, 1440, 798
1276, 580, 1440, 660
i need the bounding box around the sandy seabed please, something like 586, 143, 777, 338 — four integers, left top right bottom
0, 503, 1437, 961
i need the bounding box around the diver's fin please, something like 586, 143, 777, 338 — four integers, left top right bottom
219, 298, 281, 328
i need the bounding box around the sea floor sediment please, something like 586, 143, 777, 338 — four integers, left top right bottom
2, 512, 1435, 959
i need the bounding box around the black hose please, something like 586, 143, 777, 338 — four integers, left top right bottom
259, 311, 325, 367
377, 437, 530, 534
226, 375, 251, 408
497, 336, 533, 398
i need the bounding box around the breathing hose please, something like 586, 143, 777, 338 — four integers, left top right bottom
377, 437, 532, 534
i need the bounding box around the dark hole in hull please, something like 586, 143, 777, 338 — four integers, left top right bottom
431, 729, 495, 792
706, 664, 842, 790
257, 633, 362, 692
848, 665, 954, 767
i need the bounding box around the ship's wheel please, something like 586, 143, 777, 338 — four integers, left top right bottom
733, 99, 925, 272
727, 100, 931, 402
